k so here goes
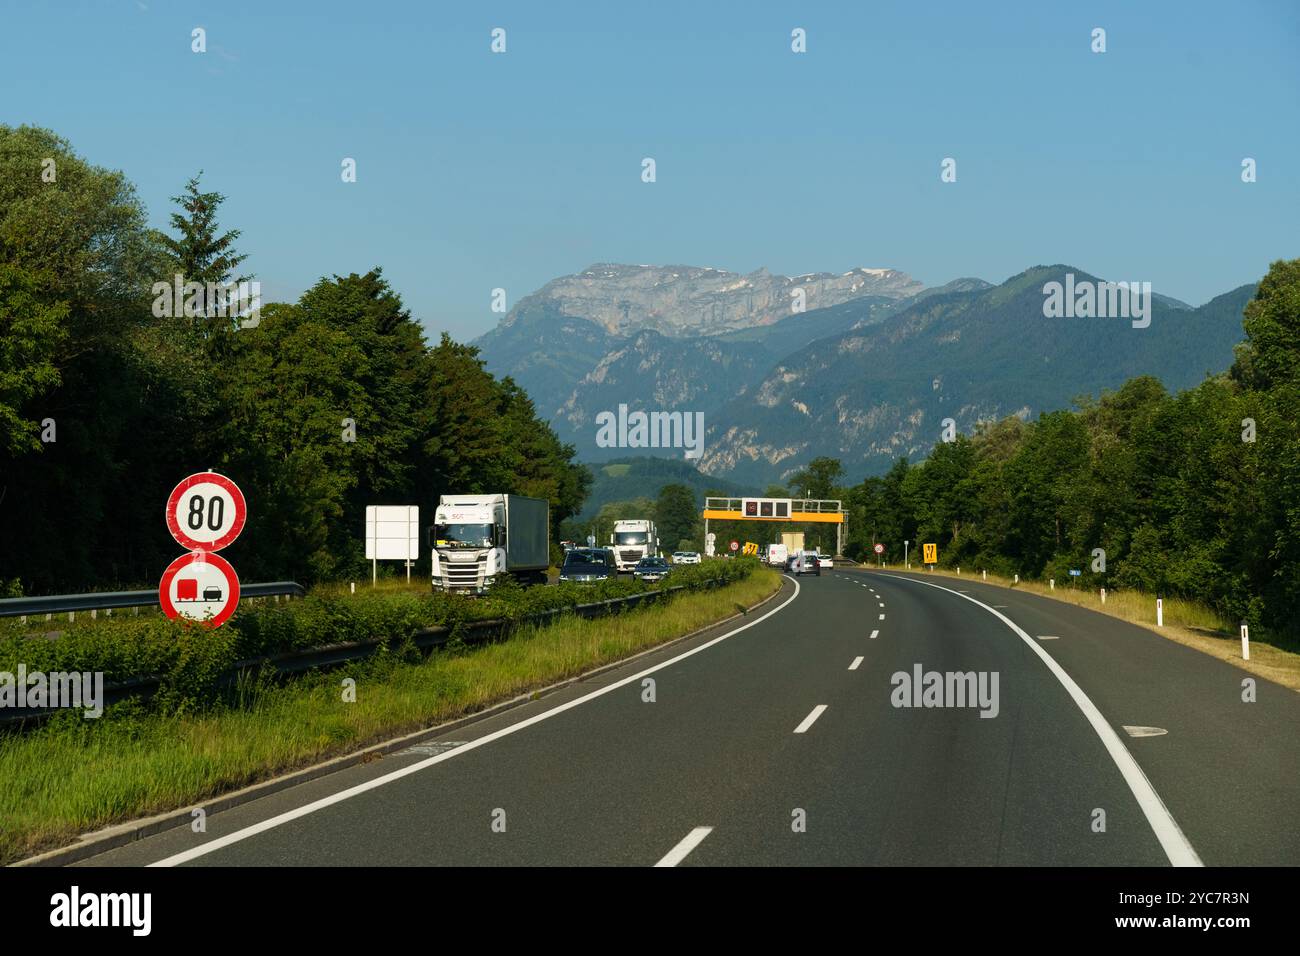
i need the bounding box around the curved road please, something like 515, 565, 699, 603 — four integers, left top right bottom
75, 568, 1300, 867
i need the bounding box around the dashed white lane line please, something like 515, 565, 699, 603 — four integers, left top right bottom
869, 629, 879, 639
794, 705, 828, 734
879, 613, 886, 620
146, 575, 806, 866
849, 656, 864, 670
655, 827, 713, 867
1037, 635, 1059, 641
878, 573, 1202, 868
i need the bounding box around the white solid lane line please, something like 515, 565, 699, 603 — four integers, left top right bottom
794, 705, 828, 734
147, 576, 805, 867
849, 656, 864, 670
654, 826, 713, 867
869, 629, 879, 640
879, 573, 1203, 868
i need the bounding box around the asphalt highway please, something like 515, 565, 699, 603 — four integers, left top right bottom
76, 567, 1300, 866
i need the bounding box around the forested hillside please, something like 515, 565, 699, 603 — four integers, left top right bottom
843, 258, 1300, 637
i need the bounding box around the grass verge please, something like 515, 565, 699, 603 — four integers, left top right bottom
0, 567, 780, 865
863, 564, 1300, 692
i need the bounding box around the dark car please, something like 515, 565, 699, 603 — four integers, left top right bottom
633, 556, 671, 582
559, 548, 617, 583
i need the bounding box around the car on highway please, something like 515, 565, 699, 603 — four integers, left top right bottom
633, 556, 671, 582
671, 551, 701, 565
792, 552, 821, 576
817, 554, 833, 569
558, 547, 617, 583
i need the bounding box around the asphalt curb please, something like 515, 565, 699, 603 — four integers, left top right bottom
14, 570, 786, 867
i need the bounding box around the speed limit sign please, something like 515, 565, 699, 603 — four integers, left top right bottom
874, 543, 885, 555
166, 472, 247, 552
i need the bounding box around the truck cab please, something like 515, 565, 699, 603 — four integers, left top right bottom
610, 519, 658, 573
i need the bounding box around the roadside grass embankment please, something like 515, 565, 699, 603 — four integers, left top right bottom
0, 564, 780, 865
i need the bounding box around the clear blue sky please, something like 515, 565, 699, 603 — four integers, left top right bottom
3, 0, 1296, 342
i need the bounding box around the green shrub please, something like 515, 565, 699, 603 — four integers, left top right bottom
0, 558, 757, 714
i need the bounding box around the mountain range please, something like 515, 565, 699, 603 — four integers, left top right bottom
473, 262, 1254, 487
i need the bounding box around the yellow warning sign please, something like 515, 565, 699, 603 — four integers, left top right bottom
742, 542, 759, 556
923, 543, 938, 564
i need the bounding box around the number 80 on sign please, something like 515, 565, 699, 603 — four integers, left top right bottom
165, 472, 247, 552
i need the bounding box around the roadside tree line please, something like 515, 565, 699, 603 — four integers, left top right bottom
0, 125, 589, 593
842, 258, 1300, 638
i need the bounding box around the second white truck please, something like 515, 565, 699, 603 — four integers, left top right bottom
610, 518, 659, 572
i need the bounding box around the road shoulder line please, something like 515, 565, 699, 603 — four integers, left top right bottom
878, 572, 1203, 868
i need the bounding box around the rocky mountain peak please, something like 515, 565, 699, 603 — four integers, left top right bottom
501, 262, 924, 338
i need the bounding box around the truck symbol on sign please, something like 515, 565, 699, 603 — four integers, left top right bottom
176, 580, 223, 602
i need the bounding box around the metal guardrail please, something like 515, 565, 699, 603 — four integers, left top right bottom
0, 582, 306, 619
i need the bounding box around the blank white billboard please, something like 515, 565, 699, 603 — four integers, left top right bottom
365, 505, 419, 561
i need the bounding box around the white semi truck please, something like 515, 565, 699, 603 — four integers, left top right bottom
430, 494, 550, 593
610, 518, 659, 572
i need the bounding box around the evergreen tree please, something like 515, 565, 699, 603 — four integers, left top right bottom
159, 171, 250, 334
655, 483, 699, 550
